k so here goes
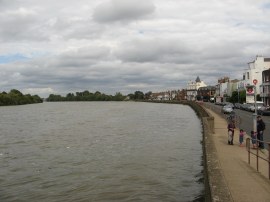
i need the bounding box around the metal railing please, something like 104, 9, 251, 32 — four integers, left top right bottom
246, 138, 270, 179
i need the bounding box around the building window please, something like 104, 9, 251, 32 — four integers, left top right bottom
247, 72, 250, 79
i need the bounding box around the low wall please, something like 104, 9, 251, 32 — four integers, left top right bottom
190, 102, 233, 202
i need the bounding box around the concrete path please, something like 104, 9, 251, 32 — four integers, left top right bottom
204, 106, 270, 202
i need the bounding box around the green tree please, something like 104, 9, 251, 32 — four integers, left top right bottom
10, 89, 23, 96
113, 92, 125, 101
32, 95, 43, 103
94, 91, 101, 96
0, 89, 43, 106
46, 90, 127, 102
128, 93, 135, 100
66, 93, 75, 101
0, 93, 12, 105
82, 90, 90, 96
134, 91, 144, 100
239, 90, 246, 103
229, 90, 246, 103
229, 91, 238, 103
47, 94, 63, 101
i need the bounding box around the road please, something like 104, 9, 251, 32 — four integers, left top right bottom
203, 102, 270, 149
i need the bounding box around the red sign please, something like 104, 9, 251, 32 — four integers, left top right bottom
246, 86, 254, 94
253, 79, 258, 85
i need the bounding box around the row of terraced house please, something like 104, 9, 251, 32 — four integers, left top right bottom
150, 55, 270, 105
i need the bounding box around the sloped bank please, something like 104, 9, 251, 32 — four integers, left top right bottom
142, 100, 231, 202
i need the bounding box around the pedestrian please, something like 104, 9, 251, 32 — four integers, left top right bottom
227, 120, 235, 145
257, 116, 265, 149
251, 131, 257, 149
239, 129, 245, 146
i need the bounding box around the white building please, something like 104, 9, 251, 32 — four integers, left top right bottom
243, 56, 270, 94
215, 77, 229, 102
186, 76, 207, 101
227, 79, 239, 97
219, 82, 228, 97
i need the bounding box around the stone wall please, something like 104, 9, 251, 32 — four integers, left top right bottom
190, 102, 232, 202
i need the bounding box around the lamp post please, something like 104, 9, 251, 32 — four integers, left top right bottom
237, 85, 240, 103
253, 79, 258, 134
246, 84, 257, 134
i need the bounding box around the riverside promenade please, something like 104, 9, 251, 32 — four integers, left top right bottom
203, 105, 270, 202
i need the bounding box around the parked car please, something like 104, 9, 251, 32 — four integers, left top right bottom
257, 106, 270, 116
248, 104, 255, 112
240, 103, 251, 111
221, 105, 234, 114
255, 102, 264, 111
246, 102, 264, 112
234, 103, 242, 109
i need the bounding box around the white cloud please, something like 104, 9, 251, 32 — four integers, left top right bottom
23, 87, 55, 97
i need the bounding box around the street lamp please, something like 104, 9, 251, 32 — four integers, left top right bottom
254, 85, 257, 134
253, 79, 258, 134
237, 85, 240, 103
246, 83, 257, 134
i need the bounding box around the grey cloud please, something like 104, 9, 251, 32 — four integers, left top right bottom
93, 0, 155, 23
1, 0, 270, 97
115, 38, 195, 64
60, 20, 106, 40
1, 54, 182, 96
58, 46, 111, 64
0, 7, 49, 41
0, 0, 20, 11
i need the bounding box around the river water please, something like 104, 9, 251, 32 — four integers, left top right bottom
0, 102, 204, 202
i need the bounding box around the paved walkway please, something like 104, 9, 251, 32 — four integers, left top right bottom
204, 107, 270, 202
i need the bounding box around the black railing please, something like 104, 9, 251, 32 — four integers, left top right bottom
246, 138, 270, 179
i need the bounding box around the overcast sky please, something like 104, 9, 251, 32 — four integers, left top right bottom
1, 0, 270, 97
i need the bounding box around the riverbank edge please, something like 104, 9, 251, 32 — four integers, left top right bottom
142, 100, 232, 202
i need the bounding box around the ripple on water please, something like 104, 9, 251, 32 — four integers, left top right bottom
0, 102, 204, 202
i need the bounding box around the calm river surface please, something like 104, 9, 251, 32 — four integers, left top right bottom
0, 102, 204, 202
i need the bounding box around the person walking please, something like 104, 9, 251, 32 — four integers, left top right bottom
251, 131, 257, 149
227, 120, 235, 145
239, 129, 245, 147
257, 116, 265, 149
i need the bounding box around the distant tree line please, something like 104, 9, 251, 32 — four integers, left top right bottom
46, 90, 127, 101
0, 89, 151, 105
127, 91, 146, 100
0, 89, 43, 106
47, 90, 150, 102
